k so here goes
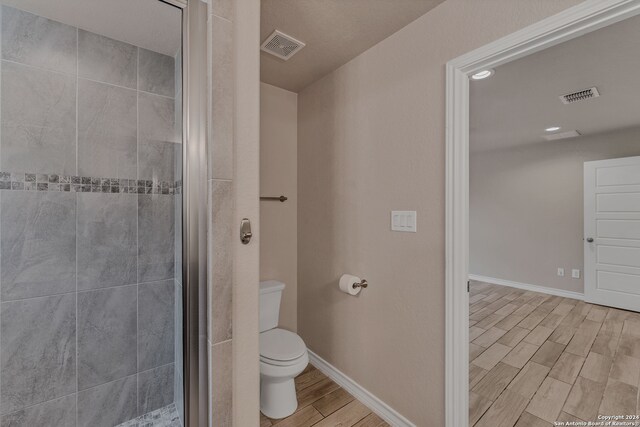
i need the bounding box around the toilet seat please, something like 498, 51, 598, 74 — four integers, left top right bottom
260, 353, 307, 367
260, 328, 307, 366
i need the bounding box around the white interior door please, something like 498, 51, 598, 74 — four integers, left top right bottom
584, 156, 640, 312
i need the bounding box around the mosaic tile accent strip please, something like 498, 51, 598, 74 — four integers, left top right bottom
0, 172, 182, 194
116, 403, 182, 427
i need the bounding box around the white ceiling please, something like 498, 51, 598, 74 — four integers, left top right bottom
1, 0, 181, 57
470, 13, 640, 153
260, 0, 446, 93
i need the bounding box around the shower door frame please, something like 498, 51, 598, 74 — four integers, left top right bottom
160, 0, 209, 426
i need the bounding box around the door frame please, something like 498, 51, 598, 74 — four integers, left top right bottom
444, 1, 640, 425
175, 0, 210, 425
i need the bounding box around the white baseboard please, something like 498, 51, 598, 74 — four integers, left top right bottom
469, 274, 584, 301
307, 350, 416, 427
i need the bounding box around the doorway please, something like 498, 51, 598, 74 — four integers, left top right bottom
445, 1, 640, 425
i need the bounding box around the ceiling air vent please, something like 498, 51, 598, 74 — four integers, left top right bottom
559, 87, 600, 104
543, 130, 582, 141
261, 30, 305, 61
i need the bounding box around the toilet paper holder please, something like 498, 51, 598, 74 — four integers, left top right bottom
352, 279, 368, 289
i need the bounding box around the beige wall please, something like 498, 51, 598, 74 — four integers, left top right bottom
297, 0, 583, 424
470, 128, 640, 294
260, 83, 298, 332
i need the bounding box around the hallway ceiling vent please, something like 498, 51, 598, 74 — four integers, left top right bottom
261, 30, 306, 61
559, 87, 600, 104
543, 130, 582, 141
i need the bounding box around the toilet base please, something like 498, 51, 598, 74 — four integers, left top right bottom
260, 376, 298, 419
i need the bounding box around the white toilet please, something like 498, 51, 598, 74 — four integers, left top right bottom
259, 280, 309, 419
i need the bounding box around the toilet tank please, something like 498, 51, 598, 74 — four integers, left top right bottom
259, 280, 285, 333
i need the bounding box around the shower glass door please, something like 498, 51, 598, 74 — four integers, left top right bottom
0, 1, 184, 425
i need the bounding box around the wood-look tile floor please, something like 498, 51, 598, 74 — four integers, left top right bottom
260, 364, 390, 427
469, 280, 640, 427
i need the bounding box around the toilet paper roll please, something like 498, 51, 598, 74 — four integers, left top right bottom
339, 274, 362, 296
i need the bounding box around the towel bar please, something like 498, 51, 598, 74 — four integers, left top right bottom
260, 195, 288, 202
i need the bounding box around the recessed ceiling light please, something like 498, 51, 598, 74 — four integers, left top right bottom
545, 126, 561, 132
470, 69, 494, 80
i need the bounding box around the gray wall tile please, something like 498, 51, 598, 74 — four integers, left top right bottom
139, 92, 178, 182
77, 79, 137, 179
174, 49, 182, 145
77, 375, 137, 427
138, 364, 174, 415
173, 280, 184, 422
138, 48, 174, 97
174, 371, 184, 425
1, 294, 76, 414
174, 192, 182, 284
1, 394, 76, 427
138, 195, 175, 283
77, 286, 137, 390
174, 281, 183, 375
77, 193, 137, 290
1, 191, 76, 300
139, 280, 174, 371
209, 16, 233, 180
173, 281, 183, 422
78, 29, 137, 89
210, 340, 232, 426
1, 6, 76, 74
1, 61, 76, 175
174, 119, 183, 174
139, 140, 176, 183
174, 49, 182, 97
209, 180, 232, 343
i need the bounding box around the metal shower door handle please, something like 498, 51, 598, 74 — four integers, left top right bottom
240, 218, 252, 244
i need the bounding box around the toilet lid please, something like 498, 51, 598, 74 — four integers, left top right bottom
260, 328, 306, 362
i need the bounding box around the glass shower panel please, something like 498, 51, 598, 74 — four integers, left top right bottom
0, 2, 183, 426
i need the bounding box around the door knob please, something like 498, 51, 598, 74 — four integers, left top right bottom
240, 218, 252, 244
586, 237, 594, 243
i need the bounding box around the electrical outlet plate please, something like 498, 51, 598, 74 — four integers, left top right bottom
572, 269, 581, 279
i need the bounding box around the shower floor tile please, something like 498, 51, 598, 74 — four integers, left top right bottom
116, 403, 182, 427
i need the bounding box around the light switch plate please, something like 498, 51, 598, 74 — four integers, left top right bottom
557, 268, 565, 277
391, 211, 417, 232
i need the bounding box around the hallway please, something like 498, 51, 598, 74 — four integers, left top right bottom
470, 281, 640, 426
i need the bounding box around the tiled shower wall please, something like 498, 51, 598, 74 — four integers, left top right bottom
0, 6, 181, 426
